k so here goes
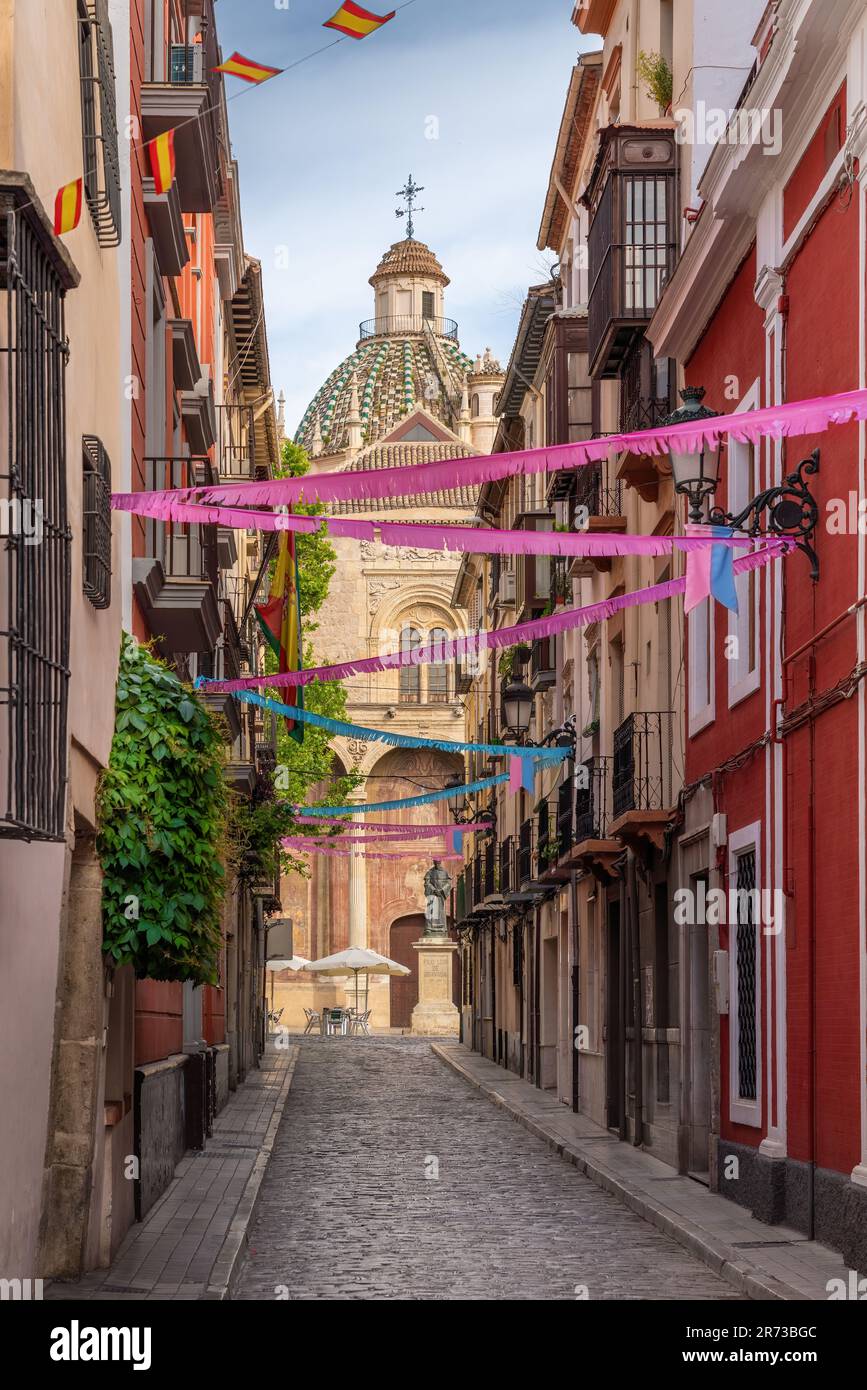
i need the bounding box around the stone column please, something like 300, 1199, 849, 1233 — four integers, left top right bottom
348, 791, 367, 950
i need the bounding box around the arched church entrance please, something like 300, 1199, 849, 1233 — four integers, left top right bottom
389, 914, 424, 1028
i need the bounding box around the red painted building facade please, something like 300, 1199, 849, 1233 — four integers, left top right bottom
650, 0, 867, 1269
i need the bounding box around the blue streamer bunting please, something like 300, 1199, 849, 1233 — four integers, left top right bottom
296, 773, 510, 817
234, 689, 567, 763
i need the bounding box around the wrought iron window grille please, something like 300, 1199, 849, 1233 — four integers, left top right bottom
1, 187, 74, 841
82, 435, 112, 609
77, 0, 122, 248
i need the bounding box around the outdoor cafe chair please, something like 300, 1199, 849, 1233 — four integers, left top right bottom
351, 1010, 372, 1037
303, 1007, 320, 1035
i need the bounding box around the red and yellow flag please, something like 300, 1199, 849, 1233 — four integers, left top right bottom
324, 3, 396, 39
53, 178, 82, 236
147, 129, 176, 195
256, 528, 304, 742
213, 51, 283, 84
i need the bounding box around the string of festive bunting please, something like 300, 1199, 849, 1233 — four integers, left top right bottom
52, 177, 82, 236
225, 688, 567, 762
684, 523, 738, 613
293, 816, 491, 833
324, 4, 396, 39
289, 828, 452, 842
296, 773, 509, 817
282, 839, 460, 860
198, 540, 789, 695
111, 390, 867, 511
109, 493, 766, 560
146, 129, 176, 195
213, 52, 283, 83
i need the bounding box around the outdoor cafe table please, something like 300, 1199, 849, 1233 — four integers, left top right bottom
320, 1008, 353, 1036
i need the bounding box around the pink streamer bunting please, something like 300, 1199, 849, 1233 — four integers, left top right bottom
109, 495, 756, 559
203, 540, 790, 694
282, 838, 462, 861
111, 389, 867, 511
292, 816, 489, 833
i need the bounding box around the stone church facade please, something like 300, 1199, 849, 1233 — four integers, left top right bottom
274, 236, 504, 1029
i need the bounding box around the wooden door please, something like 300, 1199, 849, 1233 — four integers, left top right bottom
389, 915, 423, 1029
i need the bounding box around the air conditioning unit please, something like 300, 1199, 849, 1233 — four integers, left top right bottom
497, 569, 516, 606
170, 44, 203, 84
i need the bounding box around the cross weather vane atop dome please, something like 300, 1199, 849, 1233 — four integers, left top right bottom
395, 175, 424, 241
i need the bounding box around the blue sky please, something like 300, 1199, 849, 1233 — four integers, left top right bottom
216, 0, 597, 433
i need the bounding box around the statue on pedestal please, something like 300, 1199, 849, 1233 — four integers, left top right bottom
423, 859, 452, 938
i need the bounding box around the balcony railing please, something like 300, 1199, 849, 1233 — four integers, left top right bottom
142, 0, 223, 214
530, 635, 555, 692
573, 461, 624, 519
216, 403, 256, 479
472, 850, 482, 910
499, 836, 513, 895
536, 798, 559, 872
199, 599, 242, 682
142, 457, 218, 582
358, 315, 458, 341
483, 839, 496, 898
557, 775, 575, 854
517, 818, 533, 886
575, 756, 614, 842
612, 713, 675, 818
585, 131, 678, 377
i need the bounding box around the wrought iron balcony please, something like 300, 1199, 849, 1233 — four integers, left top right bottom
573, 461, 624, 520
575, 756, 614, 842
141, 0, 222, 213
517, 818, 533, 888
358, 315, 458, 342
557, 774, 575, 854
133, 456, 221, 655
217, 403, 256, 480
499, 836, 513, 896
586, 128, 678, 378
529, 635, 555, 693
612, 712, 676, 819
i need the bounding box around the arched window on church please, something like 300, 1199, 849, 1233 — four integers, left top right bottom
399, 626, 421, 702
427, 627, 450, 703
471, 393, 481, 417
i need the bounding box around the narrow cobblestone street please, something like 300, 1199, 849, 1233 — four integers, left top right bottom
235, 1038, 739, 1301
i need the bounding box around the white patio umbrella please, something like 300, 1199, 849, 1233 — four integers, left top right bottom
303, 946, 409, 1013
266, 956, 311, 972
265, 956, 311, 1016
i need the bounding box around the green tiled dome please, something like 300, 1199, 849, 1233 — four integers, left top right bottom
294, 335, 473, 455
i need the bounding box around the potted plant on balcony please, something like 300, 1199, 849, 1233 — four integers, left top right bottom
637, 50, 673, 115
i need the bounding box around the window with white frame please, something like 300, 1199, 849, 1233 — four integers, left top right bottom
728, 823, 762, 1127
688, 596, 714, 735
728, 382, 761, 705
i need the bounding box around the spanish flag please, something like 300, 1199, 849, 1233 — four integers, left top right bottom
256, 529, 304, 742
213, 51, 283, 84
53, 178, 82, 236
147, 129, 176, 195
324, 3, 396, 39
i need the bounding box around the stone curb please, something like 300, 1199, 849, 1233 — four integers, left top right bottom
204, 1044, 299, 1301
432, 1043, 805, 1303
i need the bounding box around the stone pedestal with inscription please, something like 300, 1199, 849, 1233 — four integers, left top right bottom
410, 938, 459, 1037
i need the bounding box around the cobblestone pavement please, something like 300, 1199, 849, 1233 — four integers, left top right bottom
235, 1037, 740, 1301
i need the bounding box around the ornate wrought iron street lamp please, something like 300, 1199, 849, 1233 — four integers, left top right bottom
663, 386, 723, 523
501, 677, 535, 739
445, 773, 494, 828
663, 386, 821, 579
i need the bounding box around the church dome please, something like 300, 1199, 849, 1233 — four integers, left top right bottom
369, 238, 450, 287
294, 236, 473, 456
